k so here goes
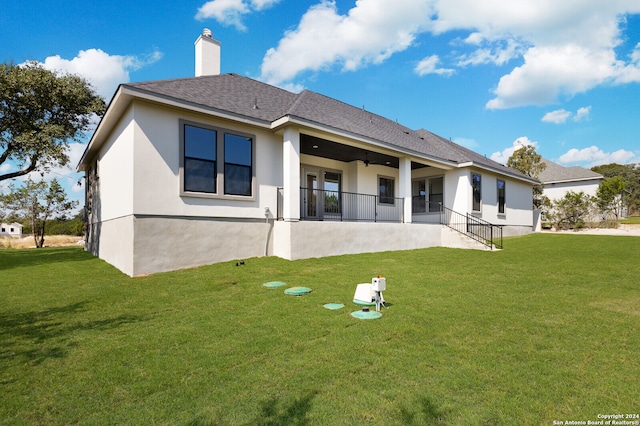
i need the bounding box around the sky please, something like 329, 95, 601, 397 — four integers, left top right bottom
2, 0, 640, 209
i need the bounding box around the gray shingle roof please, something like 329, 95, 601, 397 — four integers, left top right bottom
124, 73, 533, 182
539, 159, 603, 183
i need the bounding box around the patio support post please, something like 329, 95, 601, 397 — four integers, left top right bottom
282, 127, 301, 221
399, 156, 412, 223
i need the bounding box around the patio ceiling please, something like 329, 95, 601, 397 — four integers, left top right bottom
300, 134, 427, 169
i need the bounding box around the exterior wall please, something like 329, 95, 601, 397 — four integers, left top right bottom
130, 102, 283, 219
543, 179, 601, 201
273, 221, 442, 260
87, 215, 135, 276
445, 168, 471, 213
131, 216, 272, 276
96, 107, 136, 222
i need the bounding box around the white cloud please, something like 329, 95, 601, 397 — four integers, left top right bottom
573, 106, 591, 122
457, 38, 524, 67
414, 55, 455, 76
257, 1, 640, 108
542, 109, 572, 124
260, 0, 432, 85
490, 136, 538, 164
486, 44, 621, 109
250, 0, 279, 9
39, 48, 162, 99
558, 146, 638, 167
541, 106, 592, 124
195, 0, 281, 31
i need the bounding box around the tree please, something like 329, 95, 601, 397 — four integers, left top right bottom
595, 176, 627, 219
506, 144, 549, 210
0, 178, 78, 247
0, 61, 105, 181
551, 191, 593, 230
592, 163, 640, 215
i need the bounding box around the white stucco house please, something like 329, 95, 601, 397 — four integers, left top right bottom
77, 30, 538, 276
539, 159, 604, 201
0, 222, 23, 238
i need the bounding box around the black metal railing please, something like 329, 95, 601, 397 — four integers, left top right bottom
276, 187, 502, 249
440, 205, 503, 250
276, 187, 404, 222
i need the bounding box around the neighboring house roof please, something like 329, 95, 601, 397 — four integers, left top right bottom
80, 73, 536, 184
539, 159, 604, 184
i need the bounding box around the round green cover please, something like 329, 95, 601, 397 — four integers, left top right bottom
323, 303, 344, 310
263, 281, 286, 288
284, 286, 312, 296
351, 310, 382, 320
352, 299, 376, 306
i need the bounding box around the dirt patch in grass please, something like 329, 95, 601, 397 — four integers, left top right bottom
0, 235, 83, 249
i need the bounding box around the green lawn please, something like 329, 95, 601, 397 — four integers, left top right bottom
1, 234, 638, 425
621, 216, 640, 224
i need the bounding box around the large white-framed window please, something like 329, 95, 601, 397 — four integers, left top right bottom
412, 176, 444, 213
497, 179, 506, 215
301, 166, 342, 219
378, 175, 395, 205
180, 120, 255, 199
472, 173, 482, 212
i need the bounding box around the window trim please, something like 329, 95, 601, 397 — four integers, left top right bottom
497, 179, 506, 215
471, 172, 482, 213
179, 119, 256, 201
378, 175, 396, 205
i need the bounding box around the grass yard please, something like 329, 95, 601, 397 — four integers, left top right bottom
1, 234, 638, 425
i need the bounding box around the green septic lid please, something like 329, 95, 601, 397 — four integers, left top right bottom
263, 281, 286, 288
353, 299, 376, 306
323, 303, 344, 310
351, 309, 382, 320
284, 286, 312, 296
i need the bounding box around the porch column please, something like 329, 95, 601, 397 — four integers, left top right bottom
399, 156, 412, 223
282, 127, 300, 221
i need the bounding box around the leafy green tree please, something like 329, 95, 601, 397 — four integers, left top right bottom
506, 144, 549, 209
551, 191, 593, 230
0, 178, 78, 247
592, 163, 640, 215
0, 61, 105, 181
595, 176, 627, 219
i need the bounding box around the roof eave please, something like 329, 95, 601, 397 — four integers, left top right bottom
272, 115, 458, 170
460, 161, 539, 185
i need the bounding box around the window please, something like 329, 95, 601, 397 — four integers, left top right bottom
472, 173, 482, 212
224, 134, 252, 196
429, 177, 443, 212
184, 125, 217, 193
181, 121, 254, 198
412, 180, 426, 213
379, 176, 395, 204
497, 179, 506, 214
323, 171, 341, 214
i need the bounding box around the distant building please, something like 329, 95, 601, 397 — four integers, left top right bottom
539, 159, 604, 201
0, 222, 23, 238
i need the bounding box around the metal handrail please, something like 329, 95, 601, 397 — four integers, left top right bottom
277, 187, 502, 249
440, 205, 503, 250
276, 187, 404, 222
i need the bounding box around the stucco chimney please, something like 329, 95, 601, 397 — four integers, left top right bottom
195, 28, 221, 77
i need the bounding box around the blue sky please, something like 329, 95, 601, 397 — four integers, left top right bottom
2, 0, 640, 207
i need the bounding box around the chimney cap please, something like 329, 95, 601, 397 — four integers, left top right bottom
202, 28, 213, 38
